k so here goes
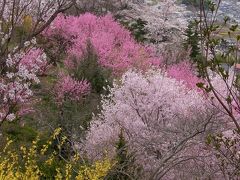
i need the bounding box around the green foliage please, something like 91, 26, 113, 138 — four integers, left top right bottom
1, 17, 31, 46
184, 21, 201, 61
184, 21, 206, 76
127, 18, 149, 42
116, 130, 128, 166
2, 123, 37, 142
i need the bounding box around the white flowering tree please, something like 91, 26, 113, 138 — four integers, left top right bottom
118, 0, 190, 44
115, 0, 194, 66
83, 70, 225, 179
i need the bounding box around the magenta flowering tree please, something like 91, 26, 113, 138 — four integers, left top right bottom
83, 69, 224, 179
54, 73, 91, 104
44, 13, 162, 75
52, 73, 91, 158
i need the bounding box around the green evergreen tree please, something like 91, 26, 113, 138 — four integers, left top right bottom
184, 21, 200, 61
115, 15, 149, 43
116, 129, 128, 166
73, 41, 112, 94
129, 18, 148, 42
184, 21, 206, 77
105, 129, 141, 180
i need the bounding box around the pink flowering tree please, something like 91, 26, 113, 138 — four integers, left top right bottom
49, 72, 91, 158
43, 13, 162, 75
83, 69, 224, 179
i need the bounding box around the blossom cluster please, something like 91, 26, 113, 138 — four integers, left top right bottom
54, 74, 91, 103
167, 61, 202, 89
20, 48, 48, 74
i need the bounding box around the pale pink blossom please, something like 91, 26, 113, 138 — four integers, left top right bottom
83, 69, 221, 178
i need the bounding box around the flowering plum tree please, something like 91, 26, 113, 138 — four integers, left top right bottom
44, 13, 162, 75
83, 69, 223, 179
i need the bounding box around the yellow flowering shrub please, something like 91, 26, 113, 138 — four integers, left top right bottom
76, 159, 112, 180
0, 128, 112, 180
0, 137, 41, 180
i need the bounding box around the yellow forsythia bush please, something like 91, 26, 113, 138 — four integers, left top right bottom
0, 128, 112, 180
76, 159, 112, 180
